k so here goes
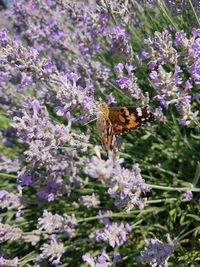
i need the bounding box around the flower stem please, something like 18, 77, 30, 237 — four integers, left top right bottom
147, 184, 200, 192
188, 0, 200, 27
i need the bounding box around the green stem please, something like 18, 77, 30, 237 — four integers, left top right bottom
148, 184, 200, 192
77, 207, 164, 223
160, 1, 179, 31
188, 0, 200, 27
0, 173, 17, 178
177, 226, 200, 241
103, 0, 117, 24
147, 198, 177, 204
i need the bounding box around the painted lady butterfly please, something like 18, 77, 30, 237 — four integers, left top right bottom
97, 102, 154, 151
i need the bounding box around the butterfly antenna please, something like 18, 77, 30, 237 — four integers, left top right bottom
83, 117, 97, 126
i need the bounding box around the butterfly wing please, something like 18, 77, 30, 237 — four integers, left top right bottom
108, 106, 154, 135
96, 106, 116, 151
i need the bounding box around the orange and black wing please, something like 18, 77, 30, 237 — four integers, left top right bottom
108, 106, 154, 135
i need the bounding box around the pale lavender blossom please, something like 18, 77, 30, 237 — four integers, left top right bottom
0, 27, 8, 43
82, 249, 121, 267
55, 72, 96, 120
0, 28, 54, 90
85, 155, 150, 211
137, 234, 179, 267
0, 190, 25, 211
84, 155, 115, 182
37, 210, 77, 237
108, 162, 151, 211
175, 95, 199, 125
114, 63, 149, 105
142, 30, 178, 65
12, 97, 89, 200
190, 59, 200, 85
0, 156, 21, 173
79, 193, 100, 208
143, 29, 200, 124
96, 220, 131, 247
21, 172, 33, 186
108, 93, 117, 105
36, 235, 65, 266
0, 223, 23, 241
150, 65, 182, 97
0, 256, 19, 267
109, 24, 133, 58
184, 191, 193, 201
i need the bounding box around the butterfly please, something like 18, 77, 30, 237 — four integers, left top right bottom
96, 102, 154, 151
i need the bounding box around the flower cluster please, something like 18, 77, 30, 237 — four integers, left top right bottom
142, 29, 199, 125
0, 155, 21, 173
0, 190, 25, 213
55, 72, 96, 122
0, 28, 54, 90
37, 210, 77, 238
0, 223, 23, 241
109, 25, 133, 58
95, 219, 131, 248
114, 63, 149, 105
0, 256, 18, 267
12, 97, 90, 201
82, 249, 121, 267
137, 234, 179, 267
79, 193, 100, 208
35, 235, 66, 266
85, 155, 150, 211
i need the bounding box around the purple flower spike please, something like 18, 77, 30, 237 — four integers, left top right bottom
137, 234, 179, 267
0, 28, 8, 43
96, 221, 131, 247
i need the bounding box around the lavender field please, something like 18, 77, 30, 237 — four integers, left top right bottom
0, 1, 200, 266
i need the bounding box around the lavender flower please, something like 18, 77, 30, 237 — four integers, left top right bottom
85, 155, 150, 211
0, 190, 25, 211
0, 256, 18, 267
137, 234, 179, 267
184, 191, 193, 201
36, 235, 65, 266
0, 223, 23, 241
109, 25, 133, 58
55, 72, 96, 121
82, 249, 121, 267
37, 210, 77, 238
0, 28, 54, 90
12, 97, 90, 201
190, 59, 200, 85
96, 220, 131, 247
143, 29, 200, 124
114, 63, 149, 105
142, 30, 178, 65
0, 156, 21, 173
108, 162, 151, 211
175, 95, 199, 125
79, 193, 100, 208
85, 155, 115, 182
150, 65, 182, 97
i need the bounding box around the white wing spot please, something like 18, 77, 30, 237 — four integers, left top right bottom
136, 107, 142, 116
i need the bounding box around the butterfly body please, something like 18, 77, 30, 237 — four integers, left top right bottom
97, 102, 154, 151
